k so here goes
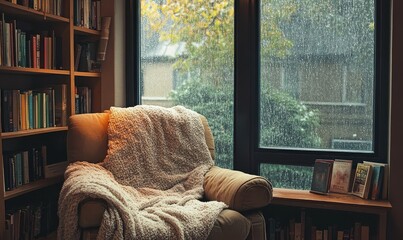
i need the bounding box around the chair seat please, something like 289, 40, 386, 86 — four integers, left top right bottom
79, 200, 252, 240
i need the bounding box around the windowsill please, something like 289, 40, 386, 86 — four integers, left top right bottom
272, 188, 391, 213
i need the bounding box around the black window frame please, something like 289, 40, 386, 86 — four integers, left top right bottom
126, 0, 391, 175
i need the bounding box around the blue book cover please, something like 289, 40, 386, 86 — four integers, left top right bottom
370, 165, 384, 200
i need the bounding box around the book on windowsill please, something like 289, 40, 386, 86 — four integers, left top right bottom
310, 159, 334, 195
363, 161, 388, 200
329, 159, 353, 194
351, 163, 373, 199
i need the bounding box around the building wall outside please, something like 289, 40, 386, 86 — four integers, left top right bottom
143, 62, 175, 98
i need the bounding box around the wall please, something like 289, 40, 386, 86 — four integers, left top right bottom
389, 0, 403, 238
100, 0, 126, 111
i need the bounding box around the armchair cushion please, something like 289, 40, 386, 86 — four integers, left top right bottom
204, 166, 273, 211
67, 113, 109, 163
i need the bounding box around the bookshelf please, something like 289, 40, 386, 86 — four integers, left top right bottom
266, 188, 392, 240
0, 0, 104, 238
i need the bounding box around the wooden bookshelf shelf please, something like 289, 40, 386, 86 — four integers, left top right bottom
4, 176, 64, 200
74, 26, 101, 36
0, 0, 103, 238
74, 71, 101, 77
1, 127, 68, 139
0, 66, 70, 75
271, 188, 392, 239
0, 1, 69, 23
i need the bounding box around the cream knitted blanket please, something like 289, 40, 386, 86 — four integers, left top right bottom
58, 105, 227, 240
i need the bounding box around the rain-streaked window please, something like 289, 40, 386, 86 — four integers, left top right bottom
140, 0, 235, 169
259, 0, 376, 189
135, 0, 387, 190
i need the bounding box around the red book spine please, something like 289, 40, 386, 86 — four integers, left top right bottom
31, 35, 37, 68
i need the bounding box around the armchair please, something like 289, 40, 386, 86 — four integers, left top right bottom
65, 110, 273, 240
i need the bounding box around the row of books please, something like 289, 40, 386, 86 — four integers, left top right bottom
74, 41, 99, 72
3, 146, 47, 191
0, 13, 62, 69
75, 86, 92, 114
1, 85, 67, 132
5, 199, 58, 240
74, 0, 101, 30
310, 159, 388, 200
267, 217, 371, 240
6, 0, 63, 16
267, 208, 372, 240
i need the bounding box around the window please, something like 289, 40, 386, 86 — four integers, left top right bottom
127, 0, 390, 190
255, 0, 389, 189
137, 0, 235, 169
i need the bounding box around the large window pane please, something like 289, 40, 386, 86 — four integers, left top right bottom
259, 0, 376, 189
140, 0, 235, 169
259, 0, 375, 152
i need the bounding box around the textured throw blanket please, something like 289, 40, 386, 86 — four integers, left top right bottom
58, 105, 227, 240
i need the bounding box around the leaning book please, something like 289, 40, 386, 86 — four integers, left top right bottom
310, 159, 334, 194
363, 161, 388, 200
351, 163, 373, 199
329, 159, 353, 194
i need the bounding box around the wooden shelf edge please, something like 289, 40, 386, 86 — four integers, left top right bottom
272, 188, 392, 209
4, 176, 64, 200
74, 71, 101, 77
0, 66, 70, 75
1, 127, 68, 139
0, 1, 69, 23
73, 26, 101, 36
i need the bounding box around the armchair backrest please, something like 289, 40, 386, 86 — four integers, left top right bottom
67, 112, 215, 163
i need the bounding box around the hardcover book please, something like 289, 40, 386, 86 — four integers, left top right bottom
52, 84, 67, 126
310, 159, 334, 194
363, 161, 388, 200
351, 163, 373, 199
329, 159, 353, 194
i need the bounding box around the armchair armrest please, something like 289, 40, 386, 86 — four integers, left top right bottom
203, 166, 273, 211
79, 198, 107, 228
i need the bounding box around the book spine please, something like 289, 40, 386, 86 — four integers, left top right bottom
2, 90, 10, 132
10, 155, 16, 189
12, 89, 20, 132
26, 37, 31, 68
97, 17, 111, 61
36, 34, 40, 68
28, 90, 33, 129
15, 153, 23, 187
3, 153, 11, 191
22, 151, 30, 184
0, 18, 3, 66
10, 20, 15, 66
5, 22, 11, 66
31, 35, 37, 68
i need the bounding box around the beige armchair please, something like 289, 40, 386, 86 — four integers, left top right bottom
66, 112, 273, 240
